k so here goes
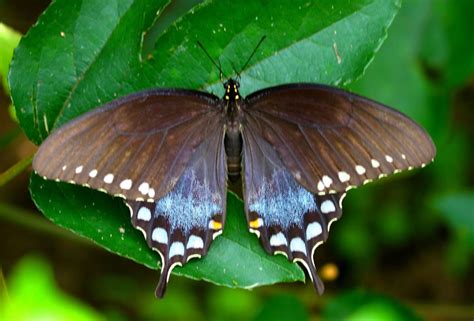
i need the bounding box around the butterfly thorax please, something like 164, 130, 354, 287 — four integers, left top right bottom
223, 78, 243, 183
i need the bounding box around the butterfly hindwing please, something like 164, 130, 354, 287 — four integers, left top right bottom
245, 84, 436, 195
126, 115, 226, 297
242, 113, 344, 293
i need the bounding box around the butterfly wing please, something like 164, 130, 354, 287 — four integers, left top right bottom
127, 117, 226, 297
242, 112, 344, 294
244, 84, 436, 195
33, 89, 227, 297
33, 89, 222, 202
242, 84, 435, 293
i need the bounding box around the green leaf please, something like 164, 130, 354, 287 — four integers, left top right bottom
12, 0, 401, 289
30, 173, 305, 288
322, 290, 423, 321
10, 0, 401, 144
0, 22, 21, 94
253, 294, 308, 321
1, 255, 104, 321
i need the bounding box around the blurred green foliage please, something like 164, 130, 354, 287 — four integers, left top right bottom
0, 22, 20, 93
322, 290, 423, 321
0, 255, 104, 321
0, 22, 20, 121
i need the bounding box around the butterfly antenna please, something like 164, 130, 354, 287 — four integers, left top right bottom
230, 61, 241, 81
240, 35, 266, 73
197, 40, 224, 81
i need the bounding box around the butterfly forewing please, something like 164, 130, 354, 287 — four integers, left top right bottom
33, 89, 221, 201
244, 84, 436, 195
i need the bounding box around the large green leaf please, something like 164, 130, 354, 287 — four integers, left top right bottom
11, 0, 400, 288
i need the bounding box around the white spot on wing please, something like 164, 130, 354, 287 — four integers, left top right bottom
385, 155, 393, 163
75, 166, 83, 174
317, 180, 325, 191
88, 169, 98, 178
138, 182, 149, 195
401, 153, 407, 160
104, 173, 114, 184
152, 227, 168, 244
290, 237, 306, 254
306, 222, 322, 240
321, 200, 336, 214
338, 171, 350, 182
169, 242, 185, 257
186, 235, 204, 249
270, 232, 288, 247
120, 179, 132, 190
355, 165, 366, 175
322, 175, 333, 188
137, 207, 151, 221
371, 159, 380, 168
148, 188, 155, 198
62, 165, 67, 171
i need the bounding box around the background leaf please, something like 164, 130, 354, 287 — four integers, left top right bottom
322, 290, 423, 321
11, 0, 401, 288
0, 22, 20, 94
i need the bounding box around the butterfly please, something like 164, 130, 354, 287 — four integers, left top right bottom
32, 39, 436, 298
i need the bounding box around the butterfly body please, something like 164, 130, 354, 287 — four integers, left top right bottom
33, 78, 435, 298
223, 79, 244, 183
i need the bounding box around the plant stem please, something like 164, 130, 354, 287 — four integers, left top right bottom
0, 202, 92, 246
0, 154, 34, 187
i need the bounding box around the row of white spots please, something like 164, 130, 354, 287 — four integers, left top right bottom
64, 164, 158, 199
269, 220, 324, 250
314, 153, 406, 192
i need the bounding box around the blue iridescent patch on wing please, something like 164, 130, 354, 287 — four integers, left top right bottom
248, 169, 316, 228
156, 168, 223, 233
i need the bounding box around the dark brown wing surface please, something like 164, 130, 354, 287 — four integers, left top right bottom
244, 84, 436, 195
33, 89, 222, 201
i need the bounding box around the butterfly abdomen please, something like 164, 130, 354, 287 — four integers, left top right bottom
224, 113, 243, 183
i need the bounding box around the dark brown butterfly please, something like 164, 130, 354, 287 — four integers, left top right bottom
33, 41, 436, 298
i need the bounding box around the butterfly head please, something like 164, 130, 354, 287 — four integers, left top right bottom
223, 78, 240, 101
